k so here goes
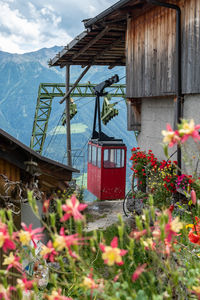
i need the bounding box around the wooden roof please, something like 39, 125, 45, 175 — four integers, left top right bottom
49, 0, 147, 68
0, 129, 79, 179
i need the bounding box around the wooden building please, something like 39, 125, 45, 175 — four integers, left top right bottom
0, 128, 79, 224
0, 128, 79, 270
49, 0, 200, 165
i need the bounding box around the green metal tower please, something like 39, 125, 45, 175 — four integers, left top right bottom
30, 83, 126, 154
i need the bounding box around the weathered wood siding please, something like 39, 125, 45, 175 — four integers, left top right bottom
0, 158, 20, 182
126, 0, 200, 98
182, 0, 200, 93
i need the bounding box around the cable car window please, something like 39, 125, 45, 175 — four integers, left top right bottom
92, 145, 97, 166
97, 147, 101, 168
88, 144, 92, 163
117, 149, 125, 167
104, 149, 125, 168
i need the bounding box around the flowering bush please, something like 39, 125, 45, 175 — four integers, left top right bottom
0, 118, 199, 299
0, 190, 199, 299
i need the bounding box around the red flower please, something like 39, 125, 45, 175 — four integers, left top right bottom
188, 217, 200, 245
132, 264, 147, 282
61, 195, 87, 222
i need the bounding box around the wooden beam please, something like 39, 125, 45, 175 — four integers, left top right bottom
82, 35, 125, 67
59, 65, 91, 104
65, 65, 72, 167
72, 26, 110, 60
108, 55, 125, 69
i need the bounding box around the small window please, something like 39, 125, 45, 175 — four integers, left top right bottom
103, 148, 125, 168
88, 144, 92, 163
97, 147, 101, 168
92, 145, 97, 166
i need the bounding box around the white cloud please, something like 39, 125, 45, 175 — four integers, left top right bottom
0, 1, 72, 53
0, 0, 116, 54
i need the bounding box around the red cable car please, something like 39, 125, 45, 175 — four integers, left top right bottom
87, 75, 127, 200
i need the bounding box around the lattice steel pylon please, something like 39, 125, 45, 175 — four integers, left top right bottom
30, 83, 126, 154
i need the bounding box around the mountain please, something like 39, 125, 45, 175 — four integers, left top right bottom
0, 47, 136, 198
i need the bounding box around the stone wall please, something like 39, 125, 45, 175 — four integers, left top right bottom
137, 96, 175, 161
136, 94, 200, 174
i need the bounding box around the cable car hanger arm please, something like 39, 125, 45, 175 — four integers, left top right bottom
92, 75, 119, 140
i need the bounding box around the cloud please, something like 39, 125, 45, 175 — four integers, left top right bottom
0, 0, 116, 54
0, 0, 72, 53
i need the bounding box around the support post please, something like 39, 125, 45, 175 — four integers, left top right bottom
65, 65, 72, 166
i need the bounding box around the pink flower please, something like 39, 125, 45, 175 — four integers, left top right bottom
41, 241, 58, 262
178, 119, 200, 143
18, 223, 44, 248
0, 222, 16, 252
99, 237, 127, 266
0, 284, 15, 300
132, 263, 147, 282
53, 227, 84, 258
130, 229, 147, 240
191, 190, 197, 205
3, 252, 22, 273
61, 195, 87, 222
162, 124, 180, 147
165, 210, 183, 243
17, 277, 34, 292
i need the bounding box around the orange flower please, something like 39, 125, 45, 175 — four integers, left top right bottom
188, 217, 200, 245
99, 237, 127, 266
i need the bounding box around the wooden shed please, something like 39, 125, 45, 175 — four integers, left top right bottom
0, 128, 79, 272
49, 0, 200, 166
0, 128, 79, 217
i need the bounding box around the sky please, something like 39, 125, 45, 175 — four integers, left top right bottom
0, 0, 117, 54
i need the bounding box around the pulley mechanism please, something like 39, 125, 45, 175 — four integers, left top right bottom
92, 74, 119, 140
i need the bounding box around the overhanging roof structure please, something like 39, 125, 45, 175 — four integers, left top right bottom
49, 0, 148, 68
0, 129, 79, 175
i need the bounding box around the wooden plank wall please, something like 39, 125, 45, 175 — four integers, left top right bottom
0, 158, 20, 182
182, 0, 200, 94
126, 0, 200, 98
0, 158, 21, 275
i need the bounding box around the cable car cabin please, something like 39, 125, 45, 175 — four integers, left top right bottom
87, 140, 126, 200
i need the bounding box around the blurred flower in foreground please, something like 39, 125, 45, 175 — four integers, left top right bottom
132, 264, 147, 282
188, 217, 200, 245
16, 277, 34, 292
100, 237, 127, 266
0, 284, 14, 300
44, 289, 73, 300
0, 222, 16, 252
178, 119, 200, 143
162, 124, 180, 147
61, 195, 87, 222
3, 252, 22, 273
18, 223, 43, 248
40, 241, 58, 262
